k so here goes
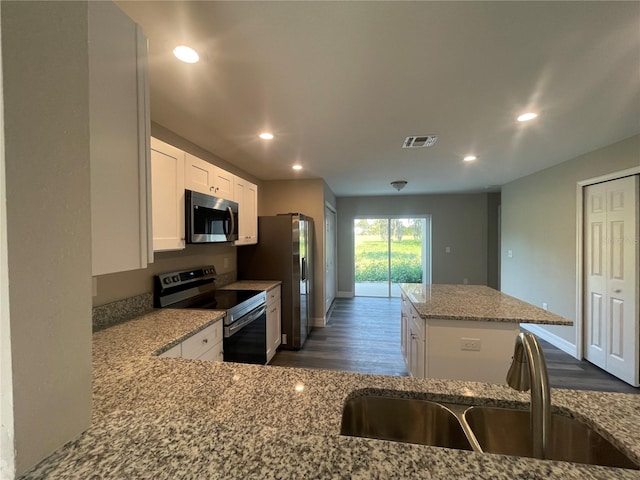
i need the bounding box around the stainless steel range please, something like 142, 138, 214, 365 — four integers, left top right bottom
154, 266, 268, 364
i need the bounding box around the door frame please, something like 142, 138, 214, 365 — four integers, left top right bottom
575, 166, 640, 360
324, 201, 337, 316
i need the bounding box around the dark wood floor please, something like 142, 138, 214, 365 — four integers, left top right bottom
271, 297, 640, 394
271, 297, 407, 376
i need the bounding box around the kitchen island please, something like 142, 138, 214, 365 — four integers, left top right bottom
19, 301, 639, 479
400, 284, 572, 383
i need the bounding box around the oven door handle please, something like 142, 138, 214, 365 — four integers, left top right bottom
226, 305, 266, 337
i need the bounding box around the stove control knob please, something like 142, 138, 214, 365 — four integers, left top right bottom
172, 275, 179, 282
163, 278, 171, 285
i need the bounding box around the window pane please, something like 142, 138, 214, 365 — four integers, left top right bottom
354, 219, 389, 297
390, 218, 423, 297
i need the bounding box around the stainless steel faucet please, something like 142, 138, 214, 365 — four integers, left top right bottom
506, 332, 551, 459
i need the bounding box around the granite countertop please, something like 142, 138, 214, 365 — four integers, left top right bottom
221, 280, 282, 291
20, 306, 639, 478
400, 283, 573, 325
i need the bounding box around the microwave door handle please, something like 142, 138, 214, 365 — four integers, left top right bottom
226, 206, 235, 240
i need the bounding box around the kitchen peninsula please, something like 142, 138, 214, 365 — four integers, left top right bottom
400, 284, 572, 383
19, 298, 640, 479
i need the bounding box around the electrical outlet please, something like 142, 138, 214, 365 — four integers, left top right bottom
445, 246, 451, 253
461, 338, 481, 351
507, 249, 513, 258
223, 257, 230, 269
92, 277, 98, 297
282, 333, 287, 345
542, 302, 548, 311
463, 278, 468, 285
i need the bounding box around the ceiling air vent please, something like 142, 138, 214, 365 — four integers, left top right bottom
402, 135, 438, 149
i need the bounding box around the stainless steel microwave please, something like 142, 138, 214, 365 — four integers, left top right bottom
185, 189, 238, 243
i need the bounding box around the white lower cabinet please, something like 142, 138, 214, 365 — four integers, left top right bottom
408, 313, 426, 378
266, 286, 282, 364
400, 293, 520, 384
400, 294, 410, 365
401, 293, 425, 378
160, 321, 223, 362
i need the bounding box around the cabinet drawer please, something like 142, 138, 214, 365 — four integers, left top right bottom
267, 286, 281, 305
181, 322, 222, 359
195, 342, 222, 362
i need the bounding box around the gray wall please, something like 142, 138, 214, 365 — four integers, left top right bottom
501, 134, 640, 346
258, 178, 336, 323
337, 193, 496, 294
1, 2, 93, 475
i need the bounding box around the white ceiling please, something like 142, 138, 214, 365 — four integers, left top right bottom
117, 1, 640, 197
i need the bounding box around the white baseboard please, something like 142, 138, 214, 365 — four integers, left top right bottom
521, 323, 579, 359
311, 316, 326, 328
337, 291, 354, 298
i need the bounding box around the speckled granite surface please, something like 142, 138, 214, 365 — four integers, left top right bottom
92, 292, 153, 331
20, 303, 639, 478
401, 283, 573, 325
222, 279, 282, 291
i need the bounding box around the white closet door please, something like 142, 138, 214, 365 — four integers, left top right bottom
584, 175, 639, 386
584, 182, 607, 369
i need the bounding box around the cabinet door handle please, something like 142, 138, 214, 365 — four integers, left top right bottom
614, 289, 622, 293
202, 338, 208, 344
411, 334, 417, 340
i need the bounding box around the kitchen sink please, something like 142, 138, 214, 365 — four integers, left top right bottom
340, 394, 639, 470
464, 406, 639, 470
340, 395, 473, 450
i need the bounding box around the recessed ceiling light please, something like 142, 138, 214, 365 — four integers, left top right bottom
463, 155, 477, 162
173, 45, 199, 64
517, 112, 538, 122
292, 164, 302, 171
259, 132, 274, 140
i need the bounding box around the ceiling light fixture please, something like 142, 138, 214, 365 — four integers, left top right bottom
292, 164, 302, 171
259, 132, 274, 140
517, 112, 538, 122
391, 180, 407, 192
463, 155, 477, 162
173, 45, 199, 64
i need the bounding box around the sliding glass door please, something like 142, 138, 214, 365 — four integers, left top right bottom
354, 217, 430, 297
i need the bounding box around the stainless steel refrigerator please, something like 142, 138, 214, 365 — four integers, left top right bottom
238, 213, 313, 350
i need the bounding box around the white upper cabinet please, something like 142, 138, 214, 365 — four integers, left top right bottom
185, 153, 235, 201
234, 176, 258, 246
150, 137, 185, 251
89, 2, 152, 276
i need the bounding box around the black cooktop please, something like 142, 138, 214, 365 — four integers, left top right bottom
168, 289, 263, 310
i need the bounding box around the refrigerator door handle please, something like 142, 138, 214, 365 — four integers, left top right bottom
301, 257, 307, 281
